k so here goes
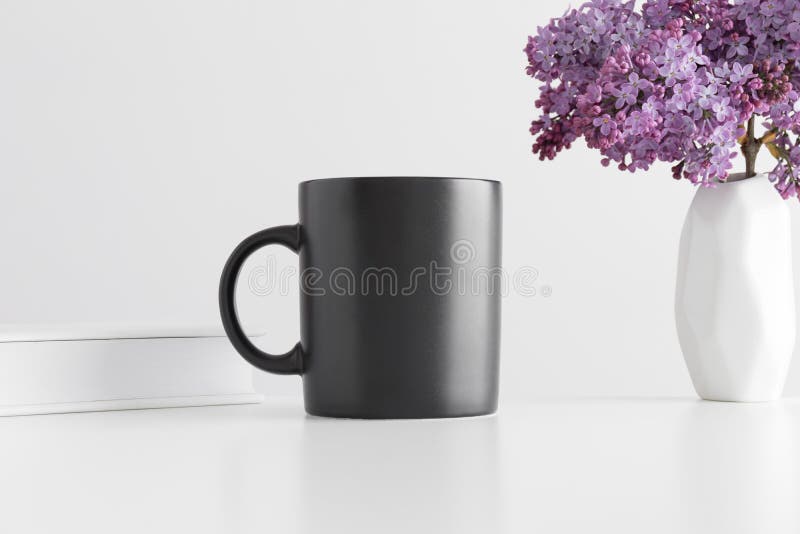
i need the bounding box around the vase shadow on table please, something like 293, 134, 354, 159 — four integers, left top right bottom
677, 401, 800, 533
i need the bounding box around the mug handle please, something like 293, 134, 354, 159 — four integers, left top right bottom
219, 224, 304, 375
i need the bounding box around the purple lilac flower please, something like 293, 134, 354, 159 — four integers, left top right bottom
685, 49, 708, 70
666, 35, 694, 59
760, 1, 780, 18
697, 85, 719, 110
789, 17, 800, 41
525, 0, 800, 200
712, 97, 732, 121
730, 62, 754, 83
727, 35, 750, 59
594, 114, 617, 136
613, 85, 637, 109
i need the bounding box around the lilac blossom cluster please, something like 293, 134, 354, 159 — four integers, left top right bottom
525, 0, 800, 199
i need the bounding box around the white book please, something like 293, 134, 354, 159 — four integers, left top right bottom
0, 323, 262, 416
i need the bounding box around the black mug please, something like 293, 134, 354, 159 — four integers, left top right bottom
219, 177, 502, 418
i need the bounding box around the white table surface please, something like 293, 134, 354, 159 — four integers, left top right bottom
1, 397, 798, 534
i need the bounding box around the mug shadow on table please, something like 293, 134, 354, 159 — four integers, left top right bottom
218, 407, 501, 534
297, 414, 502, 533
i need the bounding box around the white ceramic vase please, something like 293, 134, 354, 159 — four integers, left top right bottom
676, 174, 796, 402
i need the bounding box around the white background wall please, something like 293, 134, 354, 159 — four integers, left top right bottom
3, 0, 800, 400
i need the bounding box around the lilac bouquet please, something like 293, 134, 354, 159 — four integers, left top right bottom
524, 0, 800, 199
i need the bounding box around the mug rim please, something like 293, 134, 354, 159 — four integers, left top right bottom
300, 176, 500, 185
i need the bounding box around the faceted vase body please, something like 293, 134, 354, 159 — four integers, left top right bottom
676, 175, 796, 402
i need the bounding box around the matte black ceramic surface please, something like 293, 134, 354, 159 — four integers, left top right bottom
219, 177, 502, 418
